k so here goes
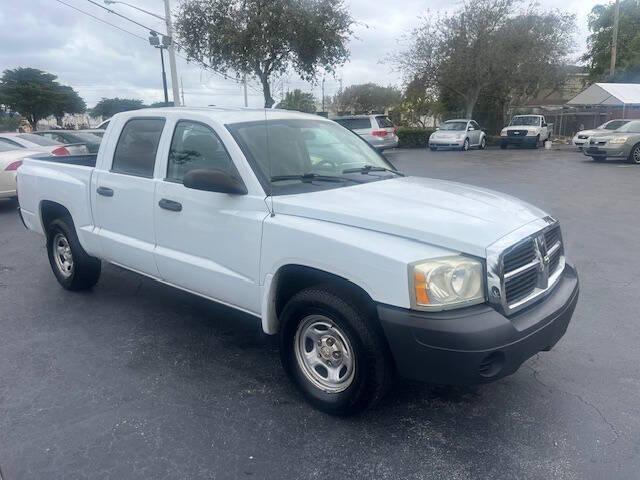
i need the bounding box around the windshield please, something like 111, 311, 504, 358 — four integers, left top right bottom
440, 121, 467, 131
0, 143, 18, 152
17, 134, 62, 146
615, 120, 640, 133
71, 132, 102, 143
510, 116, 541, 127
601, 120, 629, 130
227, 119, 398, 195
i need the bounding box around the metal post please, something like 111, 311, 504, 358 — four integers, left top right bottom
164, 0, 181, 106
321, 76, 325, 112
610, 0, 620, 77
160, 47, 169, 105
243, 74, 248, 107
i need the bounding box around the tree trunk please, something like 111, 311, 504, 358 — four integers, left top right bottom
259, 73, 275, 109
464, 88, 481, 118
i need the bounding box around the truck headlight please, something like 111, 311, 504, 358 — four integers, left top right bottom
411, 256, 485, 311
609, 136, 629, 144
500, 129, 507, 136
527, 129, 537, 136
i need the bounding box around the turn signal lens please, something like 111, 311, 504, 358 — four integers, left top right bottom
414, 271, 430, 305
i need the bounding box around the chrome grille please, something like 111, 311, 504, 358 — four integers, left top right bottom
486, 217, 566, 316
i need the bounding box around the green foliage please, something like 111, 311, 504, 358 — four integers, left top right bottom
0, 68, 85, 130
0, 115, 22, 132
399, 0, 575, 117
276, 89, 317, 113
176, 0, 353, 108
583, 0, 640, 82
396, 127, 436, 149
90, 98, 145, 118
332, 83, 401, 114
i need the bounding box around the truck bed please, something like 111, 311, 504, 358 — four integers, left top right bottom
28, 153, 97, 168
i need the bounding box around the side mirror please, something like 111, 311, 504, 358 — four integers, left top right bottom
542, 122, 547, 127
468, 126, 475, 131
183, 169, 248, 195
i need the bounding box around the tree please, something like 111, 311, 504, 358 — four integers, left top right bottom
276, 89, 317, 113
333, 83, 401, 113
582, 0, 640, 82
0, 68, 60, 130
397, 75, 442, 127
175, 0, 353, 108
90, 98, 145, 118
53, 85, 86, 126
398, 0, 575, 117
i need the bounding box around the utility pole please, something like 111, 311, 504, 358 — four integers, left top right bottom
164, 0, 181, 106
610, 0, 621, 78
243, 74, 248, 107
321, 76, 326, 112
149, 32, 169, 105
181, 77, 185, 106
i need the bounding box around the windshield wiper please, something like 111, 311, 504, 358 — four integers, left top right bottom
270, 173, 363, 183
342, 165, 404, 176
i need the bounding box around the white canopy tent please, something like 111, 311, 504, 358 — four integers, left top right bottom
567, 83, 640, 118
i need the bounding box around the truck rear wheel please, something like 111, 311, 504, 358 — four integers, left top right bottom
47, 218, 101, 291
279, 285, 393, 415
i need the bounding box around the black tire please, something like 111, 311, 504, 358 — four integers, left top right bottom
532, 135, 540, 149
592, 156, 606, 162
279, 285, 394, 416
47, 218, 101, 291
461, 138, 470, 151
500, 143, 508, 150
628, 143, 640, 164
479, 137, 487, 150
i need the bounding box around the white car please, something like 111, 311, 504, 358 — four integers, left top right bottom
0, 144, 40, 199
572, 119, 630, 150
429, 119, 486, 151
17, 107, 579, 415
0, 132, 88, 156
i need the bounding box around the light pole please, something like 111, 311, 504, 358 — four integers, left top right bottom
149, 32, 169, 105
104, 0, 181, 106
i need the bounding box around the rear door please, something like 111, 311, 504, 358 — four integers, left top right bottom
92, 117, 166, 276
153, 119, 266, 314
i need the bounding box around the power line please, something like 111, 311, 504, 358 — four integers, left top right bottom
83, 0, 163, 35
53, 0, 148, 42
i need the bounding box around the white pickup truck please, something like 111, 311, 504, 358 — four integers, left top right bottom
500, 115, 553, 149
17, 107, 579, 415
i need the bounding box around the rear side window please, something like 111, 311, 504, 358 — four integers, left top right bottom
167, 120, 237, 183
375, 116, 394, 128
334, 118, 372, 130
112, 118, 165, 177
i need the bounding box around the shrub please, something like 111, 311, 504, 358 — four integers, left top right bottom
396, 127, 436, 148
0, 116, 21, 132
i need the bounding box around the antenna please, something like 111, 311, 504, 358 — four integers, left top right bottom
264, 108, 275, 217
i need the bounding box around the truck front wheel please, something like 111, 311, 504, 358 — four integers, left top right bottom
279, 285, 393, 415
47, 218, 101, 291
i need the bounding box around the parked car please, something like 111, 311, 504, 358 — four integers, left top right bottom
33, 130, 103, 154
0, 144, 40, 199
428, 119, 486, 151
572, 119, 630, 150
500, 115, 552, 149
17, 107, 579, 415
333, 115, 398, 151
0, 133, 88, 156
582, 119, 640, 164
96, 119, 110, 130
80, 129, 106, 138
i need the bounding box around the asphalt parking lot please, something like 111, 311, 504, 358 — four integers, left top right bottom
1, 145, 639, 479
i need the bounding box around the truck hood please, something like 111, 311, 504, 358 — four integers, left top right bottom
271, 176, 547, 257
504, 125, 540, 131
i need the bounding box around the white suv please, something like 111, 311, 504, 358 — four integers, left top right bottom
333, 115, 399, 151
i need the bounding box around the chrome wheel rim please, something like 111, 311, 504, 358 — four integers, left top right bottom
52, 233, 74, 278
633, 147, 640, 164
481, 138, 486, 149
463, 139, 469, 150
294, 315, 356, 393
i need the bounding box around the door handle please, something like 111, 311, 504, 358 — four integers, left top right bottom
97, 186, 114, 197
158, 198, 182, 212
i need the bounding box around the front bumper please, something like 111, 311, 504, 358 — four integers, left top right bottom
429, 137, 465, 148
583, 143, 630, 159
377, 263, 579, 385
501, 135, 538, 147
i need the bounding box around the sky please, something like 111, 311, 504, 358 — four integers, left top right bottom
0, 0, 604, 109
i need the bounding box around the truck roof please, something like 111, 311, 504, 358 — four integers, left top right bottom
113, 106, 327, 125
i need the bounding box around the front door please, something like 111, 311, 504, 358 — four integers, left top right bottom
153, 120, 267, 314
93, 117, 166, 277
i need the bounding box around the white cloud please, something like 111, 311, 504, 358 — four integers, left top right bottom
0, 0, 601, 109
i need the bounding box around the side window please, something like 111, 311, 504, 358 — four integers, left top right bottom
112, 118, 165, 177
471, 121, 480, 130
167, 121, 237, 183
0, 138, 24, 148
